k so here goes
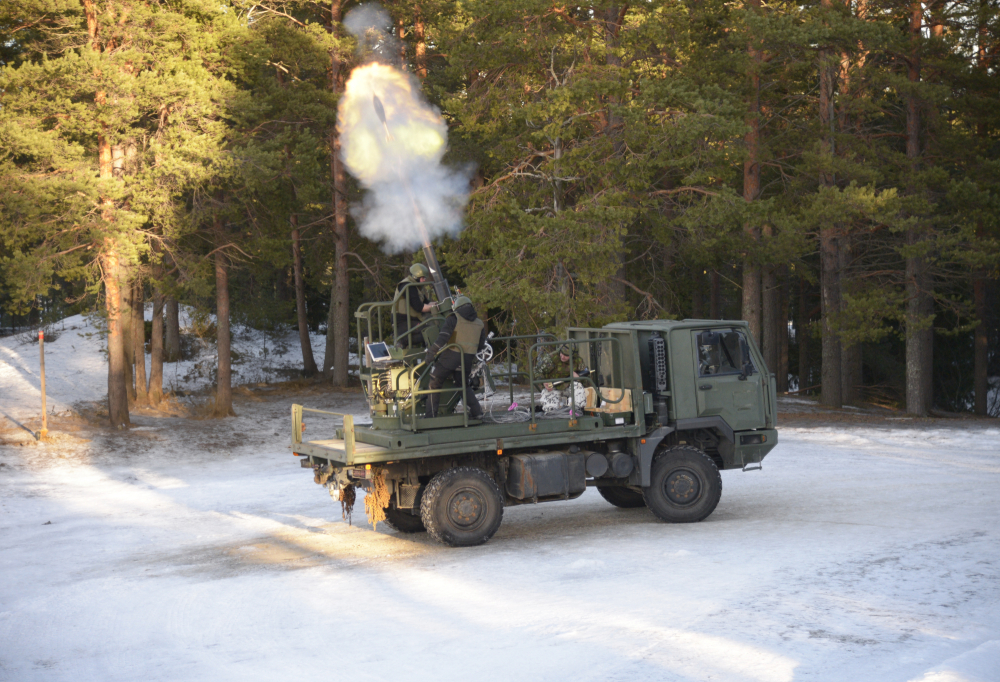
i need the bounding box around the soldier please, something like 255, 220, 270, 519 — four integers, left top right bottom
424, 295, 487, 420
393, 263, 435, 348
535, 343, 588, 413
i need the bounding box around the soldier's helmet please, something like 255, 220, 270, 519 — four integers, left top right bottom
558, 343, 572, 356
410, 263, 430, 279
454, 295, 472, 309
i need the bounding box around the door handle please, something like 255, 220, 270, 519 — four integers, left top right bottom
699, 384, 712, 390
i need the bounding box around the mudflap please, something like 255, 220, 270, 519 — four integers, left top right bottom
633, 426, 675, 487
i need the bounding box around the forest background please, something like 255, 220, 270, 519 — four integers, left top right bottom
1, 0, 998, 428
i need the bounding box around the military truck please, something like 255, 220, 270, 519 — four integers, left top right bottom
291, 283, 777, 547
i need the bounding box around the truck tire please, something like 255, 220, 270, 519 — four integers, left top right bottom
420, 466, 504, 547
643, 446, 722, 523
382, 504, 427, 533
597, 486, 646, 508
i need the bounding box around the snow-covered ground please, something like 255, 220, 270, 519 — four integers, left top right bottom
2, 316, 999, 682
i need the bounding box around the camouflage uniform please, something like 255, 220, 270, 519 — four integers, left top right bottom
424, 301, 487, 420
535, 349, 587, 413
393, 275, 431, 348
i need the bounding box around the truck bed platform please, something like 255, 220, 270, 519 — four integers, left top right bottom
290, 403, 641, 466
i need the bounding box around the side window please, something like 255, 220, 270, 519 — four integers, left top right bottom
736, 333, 757, 375
697, 330, 755, 377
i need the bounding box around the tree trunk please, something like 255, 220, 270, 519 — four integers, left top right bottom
658, 237, 674, 316
841, 341, 862, 404
87, 0, 128, 429
328, 131, 351, 386
922, 286, 934, 414
818, 0, 842, 408
710, 270, 721, 319
904, 0, 930, 416
762, 266, 778, 372
973, 2, 990, 416
819, 231, 842, 407
742, 267, 761, 342
292, 216, 318, 376
762, 224, 779, 377
798, 276, 811, 393
691, 267, 704, 319
397, 16, 406, 68
839, 240, 861, 403
121, 281, 136, 403
102, 246, 130, 429
132, 281, 148, 404
213, 220, 235, 417
973, 276, 988, 415
325, 0, 351, 387
905, 242, 930, 416
165, 297, 180, 361
597, 8, 628, 316
742, 2, 763, 342
414, 6, 427, 79
149, 288, 164, 404
778, 271, 790, 393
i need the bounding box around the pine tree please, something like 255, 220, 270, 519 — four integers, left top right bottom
0, 0, 239, 427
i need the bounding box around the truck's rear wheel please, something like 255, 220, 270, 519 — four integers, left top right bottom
420, 467, 504, 547
643, 446, 721, 523
382, 504, 426, 533
597, 485, 646, 508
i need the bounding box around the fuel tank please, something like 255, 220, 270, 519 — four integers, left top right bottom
506, 451, 586, 501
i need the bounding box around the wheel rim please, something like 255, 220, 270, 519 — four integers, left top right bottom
664, 468, 701, 506
446, 486, 487, 530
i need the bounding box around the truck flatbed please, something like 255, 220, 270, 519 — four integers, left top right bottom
291, 403, 642, 466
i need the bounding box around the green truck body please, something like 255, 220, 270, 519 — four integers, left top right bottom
291, 309, 778, 546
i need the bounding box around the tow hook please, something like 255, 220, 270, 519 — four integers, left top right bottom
314, 463, 334, 485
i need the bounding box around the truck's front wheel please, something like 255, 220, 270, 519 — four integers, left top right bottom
643, 446, 722, 523
420, 467, 504, 547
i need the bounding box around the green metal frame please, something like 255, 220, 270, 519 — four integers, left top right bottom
357, 282, 450, 348
526, 336, 626, 422
291, 404, 356, 462
486, 332, 557, 405
403, 342, 470, 431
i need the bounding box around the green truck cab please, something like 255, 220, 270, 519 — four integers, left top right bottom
291, 303, 778, 547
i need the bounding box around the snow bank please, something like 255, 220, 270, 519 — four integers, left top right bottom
0, 310, 348, 421
908, 640, 1000, 682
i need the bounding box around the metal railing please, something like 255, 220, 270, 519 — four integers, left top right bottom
291, 404, 356, 459
352, 310, 634, 430
401, 342, 469, 431
526, 336, 627, 423
486, 333, 557, 405
356, 283, 456, 352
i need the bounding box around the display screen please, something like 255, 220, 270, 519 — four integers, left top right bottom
366, 342, 391, 364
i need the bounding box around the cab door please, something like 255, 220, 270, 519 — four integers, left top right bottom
691, 329, 765, 432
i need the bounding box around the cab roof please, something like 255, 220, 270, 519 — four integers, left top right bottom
599, 319, 750, 333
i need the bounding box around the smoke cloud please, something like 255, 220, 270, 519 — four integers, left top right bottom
343, 4, 397, 63
339, 7, 471, 254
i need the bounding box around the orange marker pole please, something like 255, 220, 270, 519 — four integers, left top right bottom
39, 329, 48, 440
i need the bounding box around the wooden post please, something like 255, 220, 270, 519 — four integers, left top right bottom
39, 329, 48, 440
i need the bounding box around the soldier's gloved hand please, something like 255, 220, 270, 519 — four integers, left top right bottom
424, 349, 435, 364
